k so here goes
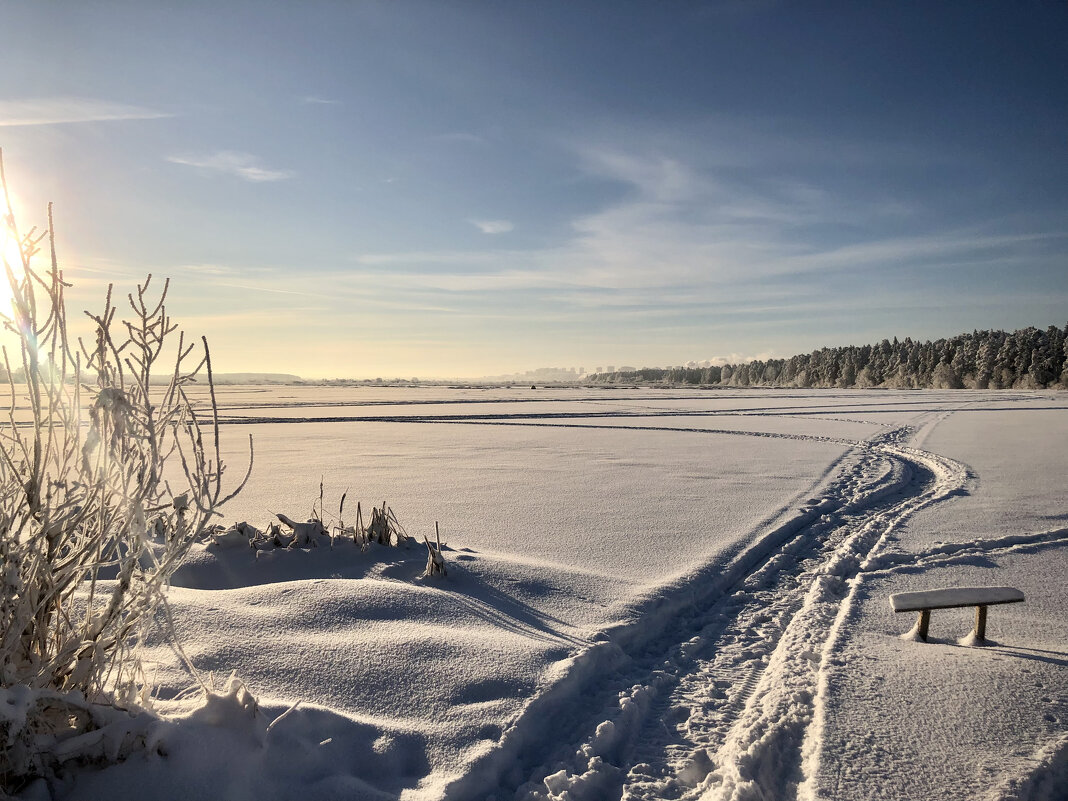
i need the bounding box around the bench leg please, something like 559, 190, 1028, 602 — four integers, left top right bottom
974, 605, 987, 641
916, 609, 930, 641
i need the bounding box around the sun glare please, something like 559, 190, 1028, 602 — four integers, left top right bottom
0, 225, 20, 265
0, 192, 22, 315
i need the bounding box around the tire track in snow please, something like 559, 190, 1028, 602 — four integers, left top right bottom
440, 426, 969, 801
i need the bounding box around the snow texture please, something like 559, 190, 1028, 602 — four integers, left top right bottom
23, 387, 1065, 801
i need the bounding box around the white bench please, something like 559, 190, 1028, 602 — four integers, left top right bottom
889, 586, 1025, 642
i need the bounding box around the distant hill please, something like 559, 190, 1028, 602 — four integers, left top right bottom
587, 325, 1068, 390
209, 373, 302, 385
0, 370, 302, 386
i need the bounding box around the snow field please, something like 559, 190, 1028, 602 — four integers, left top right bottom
519, 428, 950, 801
42, 388, 1065, 801
799, 393, 1068, 800
907, 406, 1068, 552
207, 420, 849, 583
809, 547, 1068, 801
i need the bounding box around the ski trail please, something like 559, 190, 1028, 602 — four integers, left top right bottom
862, 526, 1068, 575
694, 439, 967, 801
440, 425, 969, 801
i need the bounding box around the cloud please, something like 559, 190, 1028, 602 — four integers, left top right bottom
346, 138, 1064, 328
469, 219, 514, 234
301, 95, 340, 105
167, 151, 293, 182
0, 97, 172, 126
354, 249, 516, 268
433, 132, 485, 145
692, 352, 777, 367
175, 263, 241, 277
210, 281, 327, 299
178, 305, 332, 325
206, 122, 1061, 372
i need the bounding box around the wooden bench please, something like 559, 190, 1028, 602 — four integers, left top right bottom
889, 586, 1025, 642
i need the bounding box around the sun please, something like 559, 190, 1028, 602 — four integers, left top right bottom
0, 199, 23, 315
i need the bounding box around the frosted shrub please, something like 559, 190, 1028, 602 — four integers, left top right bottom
0, 153, 250, 788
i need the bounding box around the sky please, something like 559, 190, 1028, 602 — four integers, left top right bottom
1, 1, 1066, 379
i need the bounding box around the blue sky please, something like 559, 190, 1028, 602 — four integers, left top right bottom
1, 1, 1066, 378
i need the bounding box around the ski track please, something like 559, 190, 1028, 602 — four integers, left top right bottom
432, 409, 997, 801
196, 394, 1059, 800
208, 393, 1048, 428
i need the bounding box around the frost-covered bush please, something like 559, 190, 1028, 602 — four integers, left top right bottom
0, 154, 250, 789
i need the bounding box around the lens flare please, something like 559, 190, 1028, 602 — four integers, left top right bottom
1, 230, 20, 269
1, 190, 24, 316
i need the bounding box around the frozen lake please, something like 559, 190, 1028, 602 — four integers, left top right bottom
70, 386, 1067, 801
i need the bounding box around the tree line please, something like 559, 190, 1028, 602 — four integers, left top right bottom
587, 325, 1068, 389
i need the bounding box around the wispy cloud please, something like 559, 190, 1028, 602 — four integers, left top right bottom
301, 95, 340, 105
354, 249, 513, 268
469, 219, 514, 234
347, 137, 1064, 328
0, 97, 172, 126
434, 132, 485, 145
101, 121, 1059, 374
211, 281, 327, 299
175, 263, 241, 277
177, 307, 328, 325
167, 151, 293, 182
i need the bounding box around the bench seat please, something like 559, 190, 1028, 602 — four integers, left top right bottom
890, 586, 1025, 612
889, 586, 1025, 642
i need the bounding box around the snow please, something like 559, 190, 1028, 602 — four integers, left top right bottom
807, 550, 1068, 801
202, 418, 849, 583
23, 387, 1065, 800
889, 586, 1026, 612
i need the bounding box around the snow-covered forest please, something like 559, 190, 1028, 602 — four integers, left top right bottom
588, 325, 1068, 389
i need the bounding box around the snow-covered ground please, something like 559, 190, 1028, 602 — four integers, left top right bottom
41, 388, 1067, 800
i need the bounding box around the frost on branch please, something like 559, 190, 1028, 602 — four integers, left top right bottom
0, 151, 251, 792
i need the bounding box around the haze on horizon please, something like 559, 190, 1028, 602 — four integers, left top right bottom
1, 2, 1066, 380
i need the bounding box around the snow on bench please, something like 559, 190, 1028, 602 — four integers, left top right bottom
889, 586, 1025, 643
